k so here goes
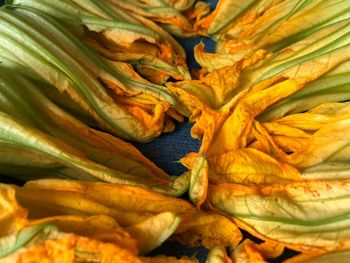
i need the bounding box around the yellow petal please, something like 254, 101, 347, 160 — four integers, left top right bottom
28, 215, 138, 254
15, 179, 240, 249
208, 148, 300, 185
126, 212, 181, 254
206, 246, 232, 263
0, 184, 28, 237
174, 212, 242, 249
282, 250, 350, 263
208, 180, 350, 252
189, 155, 208, 208
194, 42, 269, 72
232, 239, 268, 263
3, 233, 142, 263
284, 119, 350, 168
209, 79, 299, 155
141, 256, 198, 263
250, 121, 286, 157
275, 103, 350, 131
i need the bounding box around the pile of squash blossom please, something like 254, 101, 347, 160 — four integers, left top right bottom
1, 0, 350, 262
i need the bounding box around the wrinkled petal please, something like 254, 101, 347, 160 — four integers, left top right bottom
0, 184, 28, 237
126, 212, 181, 254
188, 155, 208, 207
28, 215, 138, 254
283, 250, 350, 263
284, 118, 350, 168
1, 227, 142, 263
207, 148, 300, 185
206, 246, 232, 263
208, 180, 350, 252
15, 179, 241, 249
